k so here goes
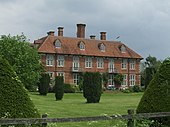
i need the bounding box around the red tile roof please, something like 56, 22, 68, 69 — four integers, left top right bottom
35, 35, 143, 59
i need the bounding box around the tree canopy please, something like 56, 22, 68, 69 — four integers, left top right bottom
0, 34, 43, 91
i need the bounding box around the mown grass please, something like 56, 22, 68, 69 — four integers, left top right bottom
29, 92, 143, 127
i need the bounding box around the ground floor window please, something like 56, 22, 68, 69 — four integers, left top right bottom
130, 74, 136, 86
122, 74, 127, 86
108, 74, 114, 86
47, 72, 54, 80
57, 72, 65, 81
73, 73, 80, 85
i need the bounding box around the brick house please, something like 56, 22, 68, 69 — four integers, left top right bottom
33, 23, 143, 89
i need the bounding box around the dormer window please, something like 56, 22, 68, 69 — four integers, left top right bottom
120, 45, 126, 53
79, 41, 85, 50
99, 43, 105, 52
55, 39, 61, 48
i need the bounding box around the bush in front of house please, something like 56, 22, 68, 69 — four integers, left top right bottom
55, 76, 64, 100
137, 58, 170, 126
38, 73, 50, 95
0, 55, 40, 123
64, 84, 76, 93
83, 72, 102, 103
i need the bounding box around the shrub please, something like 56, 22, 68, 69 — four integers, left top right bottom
55, 76, 64, 100
137, 58, 170, 126
83, 72, 102, 103
132, 85, 141, 92
0, 55, 40, 124
64, 84, 76, 93
38, 73, 50, 95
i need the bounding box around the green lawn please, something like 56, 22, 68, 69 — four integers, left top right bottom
29, 92, 143, 127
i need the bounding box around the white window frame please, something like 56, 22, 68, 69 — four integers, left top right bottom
130, 59, 135, 70
130, 74, 136, 86
122, 74, 127, 86
85, 57, 92, 68
120, 45, 126, 53
72, 56, 80, 71
46, 54, 54, 66
79, 42, 85, 50
100, 43, 105, 52
108, 58, 114, 72
57, 72, 65, 81
97, 57, 104, 68
57, 55, 64, 67
47, 72, 54, 80
73, 73, 79, 85
121, 59, 127, 69
55, 40, 61, 48
108, 74, 114, 86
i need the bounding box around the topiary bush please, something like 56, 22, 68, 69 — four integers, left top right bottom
55, 76, 64, 100
0, 55, 40, 126
38, 73, 50, 95
137, 58, 170, 126
83, 72, 102, 103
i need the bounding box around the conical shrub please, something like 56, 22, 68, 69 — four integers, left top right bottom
0, 55, 40, 124
137, 58, 170, 126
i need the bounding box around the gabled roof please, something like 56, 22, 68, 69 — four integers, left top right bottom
35, 35, 143, 59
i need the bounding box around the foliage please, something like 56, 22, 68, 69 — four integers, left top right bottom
0, 55, 40, 124
102, 72, 109, 87
64, 84, 76, 93
0, 34, 43, 91
114, 73, 124, 88
137, 58, 170, 126
38, 73, 50, 95
83, 72, 102, 103
55, 76, 64, 100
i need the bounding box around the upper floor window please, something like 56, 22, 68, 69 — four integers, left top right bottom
130, 74, 136, 86
97, 57, 104, 68
55, 39, 61, 48
108, 58, 114, 73
46, 54, 54, 66
120, 45, 126, 53
57, 55, 64, 67
79, 41, 85, 50
121, 59, 127, 69
99, 43, 105, 52
130, 59, 135, 70
85, 57, 92, 68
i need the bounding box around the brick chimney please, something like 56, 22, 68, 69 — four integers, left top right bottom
90, 35, 96, 39
47, 31, 55, 36
100, 32, 106, 40
77, 23, 86, 38
58, 27, 64, 36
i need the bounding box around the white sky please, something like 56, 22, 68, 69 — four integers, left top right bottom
0, 0, 170, 60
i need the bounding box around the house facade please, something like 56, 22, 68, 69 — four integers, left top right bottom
34, 24, 143, 89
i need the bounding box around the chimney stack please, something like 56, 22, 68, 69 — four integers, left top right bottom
77, 23, 86, 38
100, 32, 106, 40
47, 31, 55, 36
58, 27, 64, 36
90, 35, 96, 39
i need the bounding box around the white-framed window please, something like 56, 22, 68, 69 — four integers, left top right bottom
99, 43, 105, 52
72, 56, 80, 71
122, 74, 127, 86
85, 57, 92, 68
55, 39, 61, 48
108, 58, 114, 72
73, 73, 79, 85
79, 42, 85, 50
97, 57, 104, 68
130, 74, 136, 86
47, 72, 54, 80
130, 59, 135, 70
57, 55, 64, 67
120, 45, 126, 53
108, 74, 114, 85
121, 59, 127, 69
46, 54, 54, 66
57, 72, 65, 81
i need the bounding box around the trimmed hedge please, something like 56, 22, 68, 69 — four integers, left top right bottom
83, 72, 102, 103
137, 58, 170, 126
55, 76, 64, 100
0, 56, 40, 121
38, 73, 50, 95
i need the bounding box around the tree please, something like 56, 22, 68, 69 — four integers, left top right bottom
137, 58, 170, 126
0, 34, 43, 91
38, 73, 50, 95
55, 76, 64, 100
83, 72, 102, 103
0, 55, 40, 123
141, 55, 162, 89
114, 73, 123, 89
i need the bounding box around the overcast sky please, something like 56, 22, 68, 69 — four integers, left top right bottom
0, 0, 170, 60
